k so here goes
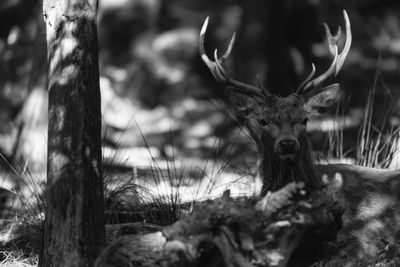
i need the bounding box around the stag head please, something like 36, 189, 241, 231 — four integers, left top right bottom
200, 11, 351, 162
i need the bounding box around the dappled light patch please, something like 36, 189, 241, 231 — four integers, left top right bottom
1, 1, 400, 266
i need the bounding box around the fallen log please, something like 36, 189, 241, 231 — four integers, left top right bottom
95, 180, 340, 267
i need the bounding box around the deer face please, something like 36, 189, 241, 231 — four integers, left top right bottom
243, 86, 338, 162
257, 95, 308, 161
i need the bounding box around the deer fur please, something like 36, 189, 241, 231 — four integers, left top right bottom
200, 10, 400, 260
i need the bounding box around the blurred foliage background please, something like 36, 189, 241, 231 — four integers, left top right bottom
1, 0, 400, 194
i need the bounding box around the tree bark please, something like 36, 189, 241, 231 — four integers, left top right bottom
41, 0, 105, 266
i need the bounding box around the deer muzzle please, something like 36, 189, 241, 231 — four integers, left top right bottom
275, 137, 300, 161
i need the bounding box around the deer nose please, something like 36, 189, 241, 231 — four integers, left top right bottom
277, 138, 300, 154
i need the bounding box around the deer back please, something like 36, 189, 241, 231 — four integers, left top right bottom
317, 164, 400, 258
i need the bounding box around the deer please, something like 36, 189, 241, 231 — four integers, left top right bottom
199, 10, 400, 261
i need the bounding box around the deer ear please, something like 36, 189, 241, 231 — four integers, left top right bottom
304, 83, 340, 115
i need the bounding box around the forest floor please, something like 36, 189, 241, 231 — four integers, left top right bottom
2, 1, 400, 266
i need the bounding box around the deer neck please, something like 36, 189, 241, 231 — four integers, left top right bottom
259, 135, 321, 194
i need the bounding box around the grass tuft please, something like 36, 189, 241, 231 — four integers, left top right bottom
327, 64, 400, 168
0, 249, 38, 267
355, 67, 400, 168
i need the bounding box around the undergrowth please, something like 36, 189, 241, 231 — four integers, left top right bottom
103, 120, 248, 226
0, 154, 45, 223
327, 67, 400, 168
356, 67, 400, 168
0, 250, 38, 267
1, 71, 399, 267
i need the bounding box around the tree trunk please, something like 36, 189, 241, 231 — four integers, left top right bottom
40, 0, 105, 266
264, 0, 295, 96
237, 0, 320, 97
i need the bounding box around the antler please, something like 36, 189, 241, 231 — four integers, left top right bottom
297, 10, 352, 96
199, 17, 266, 100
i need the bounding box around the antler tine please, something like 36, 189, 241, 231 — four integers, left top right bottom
296, 63, 316, 93
303, 46, 338, 92
324, 23, 341, 57
257, 75, 267, 90
199, 17, 214, 70
213, 49, 265, 98
335, 10, 352, 75
200, 17, 235, 65
199, 17, 266, 100
300, 10, 351, 95
219, 32, 236, 63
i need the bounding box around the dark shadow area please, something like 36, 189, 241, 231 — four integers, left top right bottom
0, 0, 400, 266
